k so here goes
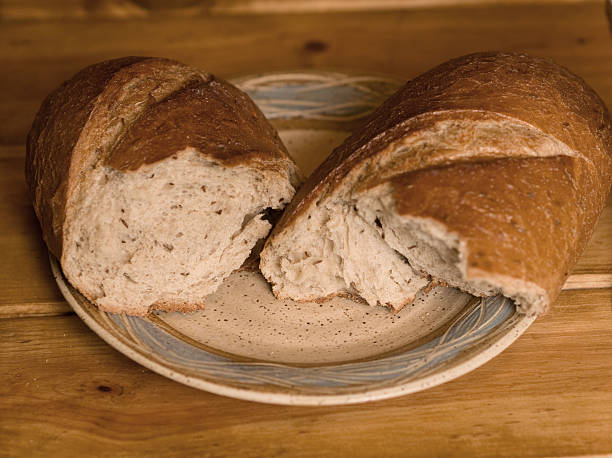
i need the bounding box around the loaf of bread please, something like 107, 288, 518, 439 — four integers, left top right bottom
27, 57, 300, 315
260, 52, 612, 315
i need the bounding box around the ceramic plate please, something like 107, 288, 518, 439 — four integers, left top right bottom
52, 71, 536, 405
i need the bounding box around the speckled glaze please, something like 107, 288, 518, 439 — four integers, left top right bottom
52, 71, 536, 405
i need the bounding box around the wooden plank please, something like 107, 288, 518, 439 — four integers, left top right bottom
0, 302, 71, 318
207, 0, 597, 14
1, 288, 611, 456
571, 195, 612, 277
1, 2, 612, 145
0, 0, 597, 21
0, 146, 67, 317
564, 273, 612, 290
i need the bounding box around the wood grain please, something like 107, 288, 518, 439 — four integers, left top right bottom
1, 2, 612, 144
1, 288, 611, 457
569, 195, 612, 287
0, 0, 596, 21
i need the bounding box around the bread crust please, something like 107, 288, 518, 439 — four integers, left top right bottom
26, 57, 298, 314
266, 52, 612, 312
107, 76, 290, 171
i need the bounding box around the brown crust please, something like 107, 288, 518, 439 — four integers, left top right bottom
106, 75, 290, 171
267, 52, 612, 311
26, 57, 296, 262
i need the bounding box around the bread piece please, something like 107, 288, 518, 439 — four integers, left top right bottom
26, 57, 300, 316
260, 52, 612, 315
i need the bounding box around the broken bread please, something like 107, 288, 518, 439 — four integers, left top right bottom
26, 57, 300, 316
260, 52, 612, 315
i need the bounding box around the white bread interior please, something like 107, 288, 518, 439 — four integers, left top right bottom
62, 148, 294, 315
260, 194, 430, 311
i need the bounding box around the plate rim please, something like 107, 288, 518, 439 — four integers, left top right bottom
51, 257, 535, 406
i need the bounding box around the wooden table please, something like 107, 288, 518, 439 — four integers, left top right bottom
1, 1, 612, 455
